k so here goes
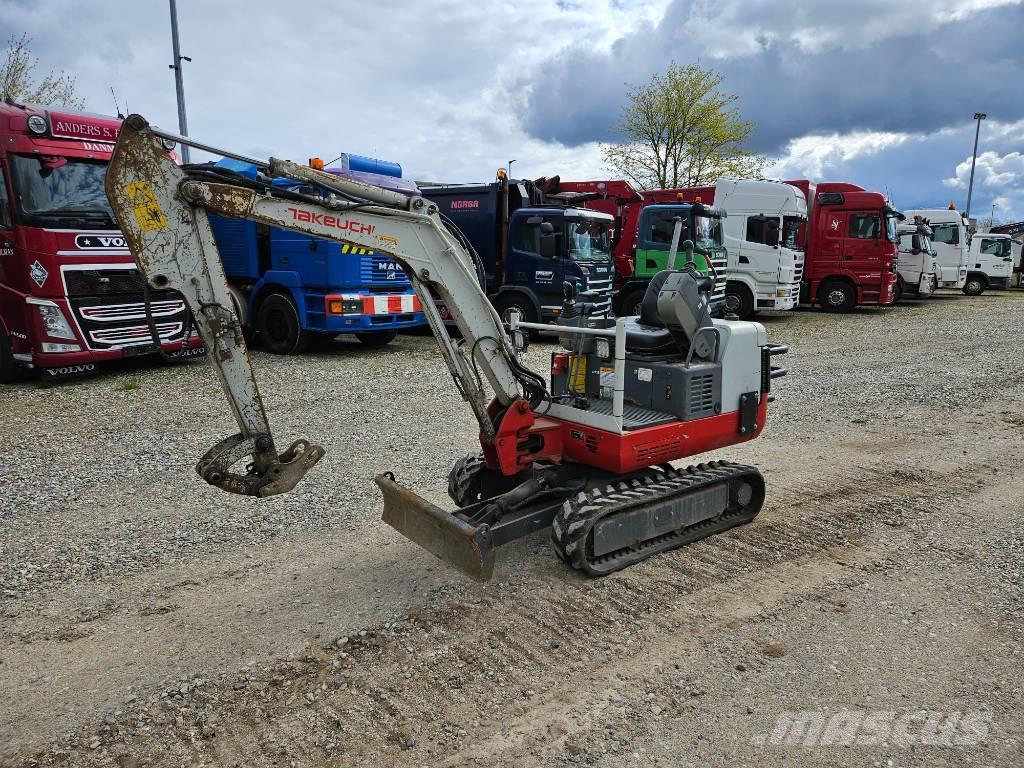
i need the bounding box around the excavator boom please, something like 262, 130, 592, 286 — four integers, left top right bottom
105, 115, 540, 497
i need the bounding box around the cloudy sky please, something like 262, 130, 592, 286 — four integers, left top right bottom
4, 0, 1023, 220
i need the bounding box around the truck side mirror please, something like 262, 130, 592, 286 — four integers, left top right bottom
540, 232, 558, 258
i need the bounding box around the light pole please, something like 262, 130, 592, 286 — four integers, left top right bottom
168, 0, 192, 162
507, 159, 516, 178
964, 112, 986, 220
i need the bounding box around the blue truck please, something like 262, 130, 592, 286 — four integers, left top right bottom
419, 173, 616, 324
208, 154, 426, 353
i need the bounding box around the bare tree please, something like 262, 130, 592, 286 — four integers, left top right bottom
0, 33, 84, 109
603, 62, 766, 189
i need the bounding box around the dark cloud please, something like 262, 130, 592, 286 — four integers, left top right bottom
524, 1, 1024, 153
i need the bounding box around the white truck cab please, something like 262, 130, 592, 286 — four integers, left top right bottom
905, 208, 968, 290
964, 232, 1014, 294
895, 217, 938, 299
713, 178, 806, 319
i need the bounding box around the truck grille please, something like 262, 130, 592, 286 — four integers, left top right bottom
67, 289, 192, 351
709, 254, 728, 304
358, 254, 411, 286
89, 322, 183, 346
585, 275, 613, 317
65, 268, 146, 296
792, 253, 805, 285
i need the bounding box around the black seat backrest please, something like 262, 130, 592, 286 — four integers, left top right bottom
639, 270, 673, 327
638, 268, 716, 328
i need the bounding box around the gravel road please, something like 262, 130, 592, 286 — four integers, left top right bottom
1, 290, 1022, 767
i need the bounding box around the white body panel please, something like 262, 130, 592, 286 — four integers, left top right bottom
905, 209, 968, 289
713, 179, 805, 311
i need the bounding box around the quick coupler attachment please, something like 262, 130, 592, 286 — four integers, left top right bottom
375, 472, 496, 582
196, 433, 325, 497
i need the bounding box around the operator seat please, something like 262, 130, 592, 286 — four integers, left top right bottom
622, 267, 715, 356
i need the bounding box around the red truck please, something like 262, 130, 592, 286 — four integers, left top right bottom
0, 102, 202, 382
784, 180, 901, 312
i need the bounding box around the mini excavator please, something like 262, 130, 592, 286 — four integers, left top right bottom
105, 116, 787, 580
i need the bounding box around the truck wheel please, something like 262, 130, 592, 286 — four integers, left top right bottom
962, 276, 986, 296
617, 287, 647, 318
255, 293, 312, 355
0, 331, 32, 384
894, 276, 905, 302
355, 331, 397, 347
723, 282, 754, 320
494, 294, 537, 327
817, 280, 856, 313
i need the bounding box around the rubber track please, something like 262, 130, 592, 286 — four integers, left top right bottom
550, 460, 765, 576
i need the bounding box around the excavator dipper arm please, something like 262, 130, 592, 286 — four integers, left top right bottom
105, 115, 534, 498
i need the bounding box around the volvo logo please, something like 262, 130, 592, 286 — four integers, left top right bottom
75, 234, 127, 249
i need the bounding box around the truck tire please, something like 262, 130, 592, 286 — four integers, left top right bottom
355, 331, 397, 347
962, 275, 986, 296
817, 280, 856, 313
255, 293, 312, 355
894, 275, 905, 302
617, 287, 647, 318
723, 282, 755, 320
493, 294, 537, 326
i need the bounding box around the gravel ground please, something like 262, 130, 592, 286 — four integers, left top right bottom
1, 289, 1022, 766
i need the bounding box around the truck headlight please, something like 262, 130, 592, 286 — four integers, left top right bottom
27, 115, 47, 134
35, 303, 77, 340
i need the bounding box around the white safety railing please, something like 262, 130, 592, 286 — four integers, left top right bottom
509, 311, 627, 431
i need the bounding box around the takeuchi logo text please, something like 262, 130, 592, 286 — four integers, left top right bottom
288, 208, 375, 235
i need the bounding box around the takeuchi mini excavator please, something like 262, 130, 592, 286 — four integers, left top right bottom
104, 116, 788, 580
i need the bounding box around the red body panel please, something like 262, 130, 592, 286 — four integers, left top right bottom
0, 103, 200, 377
483, 396, 768, 477
784, 179, 898, 307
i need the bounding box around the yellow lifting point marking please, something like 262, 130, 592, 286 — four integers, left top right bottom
125, 181, 167, 232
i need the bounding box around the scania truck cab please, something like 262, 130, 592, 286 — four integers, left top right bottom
0, 102, 201, 383
708, 178, 805, 319
895, 216, 938, 299
786, 180, 901, 312
963, 232, 1014, 295
207, 156, 426, 353
904, 208, 968, 290
421, 173, 615, 324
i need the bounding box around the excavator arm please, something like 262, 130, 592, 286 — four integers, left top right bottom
105, 115, 539, 497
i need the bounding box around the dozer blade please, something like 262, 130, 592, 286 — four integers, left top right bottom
375, 472, 496, 581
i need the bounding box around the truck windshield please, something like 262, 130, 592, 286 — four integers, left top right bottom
567, 219, 612, 262
930, 224, 959, 245
781, 216, 804, 249
694, 215, 723, 250
8, 154, 116, 226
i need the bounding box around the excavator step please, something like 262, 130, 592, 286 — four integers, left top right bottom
550, 461, 764, 576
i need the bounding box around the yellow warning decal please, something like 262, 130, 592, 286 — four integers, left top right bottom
126, 181, 167, 232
